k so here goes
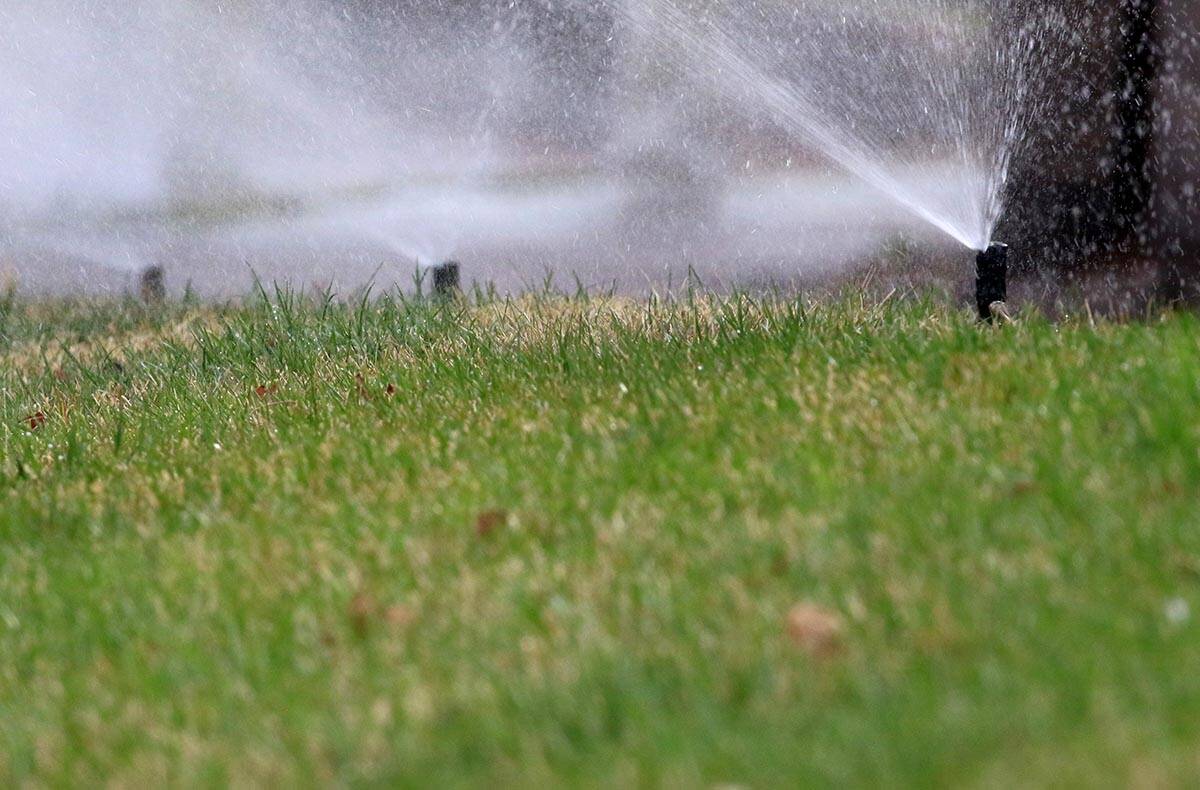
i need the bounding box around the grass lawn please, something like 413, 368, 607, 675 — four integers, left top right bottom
1, 290, 1198, 786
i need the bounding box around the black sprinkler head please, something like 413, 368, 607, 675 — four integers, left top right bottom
139, 265, 166, 304
431, 260, 461, 298
975, 243, 1008, 322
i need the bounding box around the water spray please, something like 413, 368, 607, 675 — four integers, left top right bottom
975, 243, 1008, 322
430, 260, 461, 298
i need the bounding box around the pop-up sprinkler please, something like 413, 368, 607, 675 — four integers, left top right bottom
139, 265, 166, 304
430, 260, 461, 298
975, 243, 1008, 322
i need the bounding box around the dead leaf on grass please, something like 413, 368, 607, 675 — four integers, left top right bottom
786, 602, 844, 659
349, 592, 375, 639
384, 604, 417, 629
475, 509, 508, 538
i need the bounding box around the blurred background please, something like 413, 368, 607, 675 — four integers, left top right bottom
0, 0, 1195, 308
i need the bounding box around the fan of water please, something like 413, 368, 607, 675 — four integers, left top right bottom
0, 0, 1068, 295
618, 0, 1057, 251
0, 0, 527, 279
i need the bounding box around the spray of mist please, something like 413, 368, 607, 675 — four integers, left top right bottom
617, 0, 1055, 251
0, 0, 1067, 295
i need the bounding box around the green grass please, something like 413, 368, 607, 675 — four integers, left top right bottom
1, 290, 1199, 786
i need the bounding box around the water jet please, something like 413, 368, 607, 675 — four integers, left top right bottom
976, 243, 1009, 322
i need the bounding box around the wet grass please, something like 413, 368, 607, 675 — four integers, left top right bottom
1, 291, 1199, 786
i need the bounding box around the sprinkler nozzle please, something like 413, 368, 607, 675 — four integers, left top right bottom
431, 260, 461, 298
976, 243, 1008, 322
139, 265, 166, 304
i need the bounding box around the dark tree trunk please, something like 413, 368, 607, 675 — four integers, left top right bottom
1113, 0, 1159, 247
